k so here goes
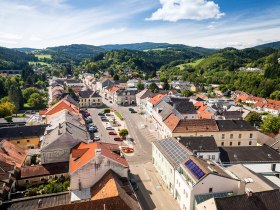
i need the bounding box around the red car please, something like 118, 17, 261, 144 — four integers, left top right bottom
108, 131, 117, 135
84, 112, 91, 117
114, 137, 123, 141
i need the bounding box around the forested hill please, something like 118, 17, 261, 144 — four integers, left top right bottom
0, 47, 36, 70
196, 47, 275, 71
99, 42, 214, 55
13, 48, 38, 53
254, 41, 280, 49
84, 48, 210, 73
36, 44, 105, 63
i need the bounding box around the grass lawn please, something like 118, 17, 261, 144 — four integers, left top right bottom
177, 58, 204, 70
115, 111, 124, 120
35, 54, 52, 60
28, 61, 50, 67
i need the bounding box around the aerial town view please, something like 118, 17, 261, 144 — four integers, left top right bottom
0, 0, 280, 210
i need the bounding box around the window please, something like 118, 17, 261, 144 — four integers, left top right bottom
212, 155, 215, 160
27, 140, 30, 143
250, 133, 253, 138
222, 134, 225, 139
221, 142, 224, 146
238, 134, 242, 138
230, 134, 233, 139
230, 142, 233, 146
249, 141, 252, 145
238, 142, 241, 146
17, 141, 20, 144
209, 188, 213, 193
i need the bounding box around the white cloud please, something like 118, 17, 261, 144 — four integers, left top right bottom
147, 0, 225, 22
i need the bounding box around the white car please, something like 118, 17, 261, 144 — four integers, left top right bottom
106, 126, 114, 130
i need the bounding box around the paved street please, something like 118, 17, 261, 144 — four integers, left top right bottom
87, 99, 180, 210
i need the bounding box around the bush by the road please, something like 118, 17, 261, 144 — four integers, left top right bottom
104, 108, 110, 113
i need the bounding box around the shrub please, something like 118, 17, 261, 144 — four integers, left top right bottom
4, 116, 13, 122
115, 111, 124, 120
104, 108, 110, 113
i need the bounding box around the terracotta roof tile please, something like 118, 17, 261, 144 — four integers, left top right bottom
149, 94, 165, 105
70, 142, 128, 173
199, 111, 213, 119
194, 102, 204, 108
198, 105, 208, 112
42, 99, 79, 116
163, 114, 180, 132
0, 140, 28, 167
109, 86, 120, 93
173, 119, 219, 133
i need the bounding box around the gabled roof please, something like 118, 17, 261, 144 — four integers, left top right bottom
0, 125, 47, 140
79, 89, 100, 98
170, 98, 197, 115
154, 101, 173, 120
0, 140, 28, 167
219, 145, 280, 165
173, 119, 219, 133
216, 120, 256, 131
19, 162, 69, 179
108, 86, 120, 93
182, 156, 232, 182
70, 142, 128, 173
136, 89, 154, 99
163, 114, 180, 132
41, 99, 79, 116
178, 136, 219, 152
198, 105, 208, 112
213, 190, 280, 210
199, 111, 213, 119
223, 111, 243, 120
149, 94, 165, 105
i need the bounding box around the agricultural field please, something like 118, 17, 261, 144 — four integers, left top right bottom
177, 58, 204, 70
35, 54, 52, 60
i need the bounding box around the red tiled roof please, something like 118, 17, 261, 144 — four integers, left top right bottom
149, 94, 165, 105
253, 101, 265, 108
198, 105, 208, 113
42, 99, 79, 116
70, 142, 128, 173
236, 95, 249, 101
109, 86, 120, 93
199, 111, 213, 119
163, 114, 180, 132
0, 140, 28, 167
173, 119, 219, 133
194, 102, 204, 108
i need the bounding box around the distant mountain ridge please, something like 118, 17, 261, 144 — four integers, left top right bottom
13, 47, 38, 53
254, 41, 280, 49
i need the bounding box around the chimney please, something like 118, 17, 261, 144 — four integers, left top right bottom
95, 148, 102, 156
246, 190, 253, 197
59, 123, 62, 128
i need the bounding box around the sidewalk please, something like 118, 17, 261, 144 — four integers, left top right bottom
130, 162, 180, 210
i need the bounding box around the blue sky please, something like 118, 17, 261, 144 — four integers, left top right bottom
0, 0, 279, 49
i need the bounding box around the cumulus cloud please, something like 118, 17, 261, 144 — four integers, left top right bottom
147, 0, 225, 21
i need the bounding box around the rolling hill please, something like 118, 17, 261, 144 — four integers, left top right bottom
254, 41, 280, 49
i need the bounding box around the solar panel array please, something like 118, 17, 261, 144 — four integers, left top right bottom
159, 138, 189, 167
185, 159, 205, 179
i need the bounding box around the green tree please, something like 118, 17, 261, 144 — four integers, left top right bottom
119, 129, 128, 138
104, 108, 110, 113
28, 93, 44, 108
261, 115, 280, 134
113, 74, 119, 81
0, 102, 16, 118
22, 87, 39, 102
181, 89, 193, 97
149, 82, 159, 93
137, 81, 145, 90
8, 84, 23, 112
270, 90, 280, 100
245, 112, 262, 127
162, 79, 170, 90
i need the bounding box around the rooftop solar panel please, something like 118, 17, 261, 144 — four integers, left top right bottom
159, 138, 189, 167
185, 159, 205, 179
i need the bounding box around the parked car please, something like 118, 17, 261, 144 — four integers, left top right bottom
108, 131, 117, 135
31, 110, 36, 114
101, 118, 109, 122
114, 137, 123, 141
84, 112, 91, 117
131, 110, 137, 113
85, 118, 92, 123
93, 136, 100, 141
98, 112, 104, 116
106, 126, 114, 130
105, 113, 112, 116
128, 108, 133, 111
130, 179, 139, 191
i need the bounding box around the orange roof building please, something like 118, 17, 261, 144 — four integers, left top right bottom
0, 140, 28, 167
40, 99, 79, 116
163, 114, 180, 132
69, 142, 129, 195
149, 94, 165, 105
